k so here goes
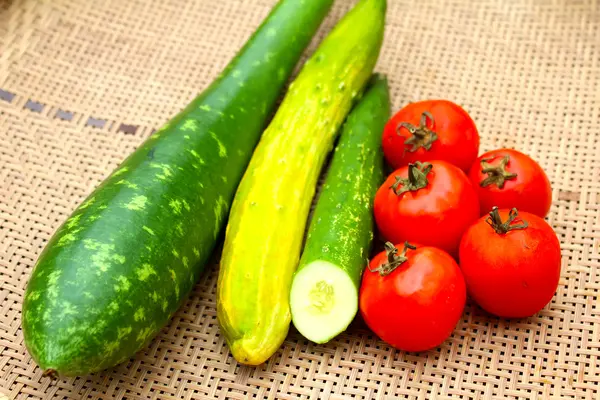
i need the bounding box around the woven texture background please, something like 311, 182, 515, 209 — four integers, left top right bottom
1, 0, 599, 398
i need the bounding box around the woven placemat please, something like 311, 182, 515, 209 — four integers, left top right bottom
1, 0, 599, 398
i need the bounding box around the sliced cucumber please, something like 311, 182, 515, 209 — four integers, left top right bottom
290, 75, 390, 343
290, 261, 358, 343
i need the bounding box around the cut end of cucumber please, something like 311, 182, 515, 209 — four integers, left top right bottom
290, 260, 358, 344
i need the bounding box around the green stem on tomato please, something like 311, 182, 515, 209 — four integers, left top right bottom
486, 206, 528, 234
397, 111, 438, 152
369, 242, 416, 276
480, 155, 517, 189
389, 162, 432, 195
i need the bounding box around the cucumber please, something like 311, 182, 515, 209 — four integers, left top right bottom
290, 76, 389, 344
217, 0, 386, 365
21, 0, 334, 377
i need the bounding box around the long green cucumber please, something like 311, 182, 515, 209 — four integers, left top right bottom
21, 0, 333, 377
217, 0, 386, 365
290, 76, 389, 344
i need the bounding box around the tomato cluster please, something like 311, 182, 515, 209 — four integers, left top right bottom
360, 100, 561, 352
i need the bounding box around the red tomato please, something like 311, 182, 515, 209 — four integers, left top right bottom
459, 207, 561, 318
374, 160, 479, 256
382, 100, 479, 172
360, 242, 466, 352
467, 148, 552, 217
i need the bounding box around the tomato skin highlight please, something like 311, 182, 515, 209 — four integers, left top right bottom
359, 244, 466, 352
458, 209, 561, 318
374, 160, 480, 256
468, 148, 552, 217
382, 100, 479, 172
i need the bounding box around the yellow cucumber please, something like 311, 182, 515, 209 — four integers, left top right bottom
217, 0, 386, 365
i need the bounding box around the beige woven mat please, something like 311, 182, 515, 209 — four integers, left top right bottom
1, 0, 599, 398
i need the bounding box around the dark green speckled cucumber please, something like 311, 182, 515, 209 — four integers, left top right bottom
290, 75, 390, 343
21, 0, 333, 377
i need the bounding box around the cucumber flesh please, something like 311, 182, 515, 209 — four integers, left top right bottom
290, 261, 357, 343
290, 75, 390, 344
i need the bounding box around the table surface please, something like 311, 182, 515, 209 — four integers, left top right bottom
1, 0, 599, 398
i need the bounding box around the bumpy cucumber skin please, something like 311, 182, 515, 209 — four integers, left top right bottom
21, 0, 334, 377
217, 0, 386, 365
297, 76, 389, 291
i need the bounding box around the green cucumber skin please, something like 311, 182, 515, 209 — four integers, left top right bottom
217, 0, 386, 365
297, 75, 390, 287
21, 0, 333, 377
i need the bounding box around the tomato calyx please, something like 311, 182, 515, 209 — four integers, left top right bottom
369, 241, 416, 276
390, 162, 432, 195
480, 155, 518, 189
397, 111, 438, 152
486, 206, 528, 234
